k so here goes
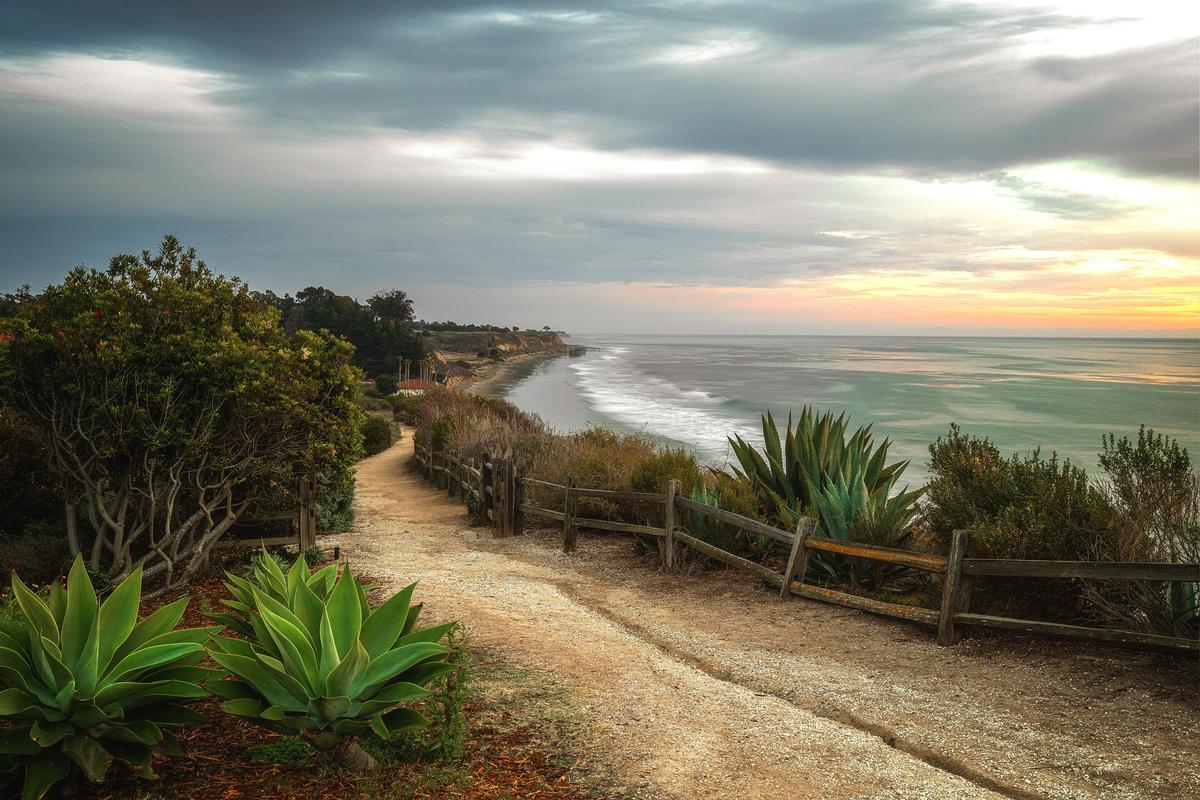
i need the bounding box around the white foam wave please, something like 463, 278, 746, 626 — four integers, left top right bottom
568, 350, 757, 461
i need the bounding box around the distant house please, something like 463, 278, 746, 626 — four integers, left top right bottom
395, 379, 435, 396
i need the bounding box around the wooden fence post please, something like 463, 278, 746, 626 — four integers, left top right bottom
562, 475, 577, 552
297, 475, 317, 550
495, 459, 510, 537
504, 459, 517, 537
780, 516, 817, 598
481, 453, 493, 527
662, 479, 680, 571
514, 469, 526, 535
938, 528, 972, 646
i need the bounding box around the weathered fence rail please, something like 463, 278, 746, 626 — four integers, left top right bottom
215, 475, 318, 551
412, 443, 1199, 654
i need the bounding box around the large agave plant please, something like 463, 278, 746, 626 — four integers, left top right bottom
730, 408, 922, 577
206, 554, 454, 772
730, 408, 912, 524
0, 556, 217, 800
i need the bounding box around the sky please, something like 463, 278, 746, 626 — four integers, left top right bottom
0, 1, 1196, 335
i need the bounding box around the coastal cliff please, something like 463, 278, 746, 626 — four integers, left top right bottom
425, 330, 566, 386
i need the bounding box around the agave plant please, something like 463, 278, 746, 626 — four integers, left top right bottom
0, 556, 217, 800
730, 407, 922, 578
206, 554, 454, 772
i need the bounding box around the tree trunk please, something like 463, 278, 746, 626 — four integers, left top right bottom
333, 737, 378, 773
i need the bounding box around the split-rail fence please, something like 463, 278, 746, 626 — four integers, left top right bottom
413, 443, 1199, 654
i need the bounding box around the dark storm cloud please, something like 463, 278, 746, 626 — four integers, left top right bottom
2, 1, 1195, 178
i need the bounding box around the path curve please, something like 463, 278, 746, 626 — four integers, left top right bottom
338, 432, 1199, 800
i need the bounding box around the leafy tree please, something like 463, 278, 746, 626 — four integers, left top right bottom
0, 236, 363, 591
367, 289, 414, 326
279, 287, 424, 378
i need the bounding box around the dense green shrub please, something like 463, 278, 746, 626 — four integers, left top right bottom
373, 375, 398, 395
0, 407, 61, 539
388, 393, 424, 425
0, 529, 72, 587
925, 424, 1112, 560
1083, 428, 1199, 637
317, 466, 356, 533
362, 416, 396, 457
0, 557, 216, 799
630, 448, 703, 497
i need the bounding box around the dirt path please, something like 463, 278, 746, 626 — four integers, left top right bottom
339, 432, 1199, 800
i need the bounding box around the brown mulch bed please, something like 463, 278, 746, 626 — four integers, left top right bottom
64, 554, 600, 800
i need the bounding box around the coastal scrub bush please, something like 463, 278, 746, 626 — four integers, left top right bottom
0, 556, 217, 800
1083, 428, 1199, 637
529, 427, 658, 520
317, 465, 356, 533
0, 236, 363, 592
374, 375, 398, 395
630, 448, 704, 497
0, 407, 61, 540
206, 554, 454, 773
413, 387, 548, 470
924, 425, 1112, 560
362, 416, 396, 457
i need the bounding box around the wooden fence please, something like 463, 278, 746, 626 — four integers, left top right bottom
214, 475, 319, 551
412, 445, 1199, 654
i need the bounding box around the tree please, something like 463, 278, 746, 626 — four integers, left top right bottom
0, 236, 364, 591
367, 289, 414, 326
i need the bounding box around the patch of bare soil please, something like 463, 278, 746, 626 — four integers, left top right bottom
342, 430, 1199, 800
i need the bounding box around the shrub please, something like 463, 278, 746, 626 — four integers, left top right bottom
0, 557, 216, 799
925, 425, 1112, 560
925, 425, 1114, 620
0, 236, 363, 591
1083, 428, 1199, 637
373, 375, 398, 396
0, 528, 72, 587
362, 416, 396, 457
630, 448, 703, 497
388, 394, 424, 425
529, 427, 657, 520
317, 466, 356, 533
0, 408, 60, 539
206, 555, 455, 773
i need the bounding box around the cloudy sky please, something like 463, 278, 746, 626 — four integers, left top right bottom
0, 1, 1196, 335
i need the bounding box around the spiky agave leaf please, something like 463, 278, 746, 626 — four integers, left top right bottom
207, 555, 453, 758
0, 555, 219, 800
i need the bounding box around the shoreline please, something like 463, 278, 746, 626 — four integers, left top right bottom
455, 350, 565, 399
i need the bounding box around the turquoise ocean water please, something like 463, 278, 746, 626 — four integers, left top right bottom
498, 335, 1199, 486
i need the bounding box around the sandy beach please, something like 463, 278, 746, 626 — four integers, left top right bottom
456, 349, 566, 398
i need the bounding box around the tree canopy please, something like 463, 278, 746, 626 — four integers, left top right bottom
0, 236, 363, 590
259, 287, 424, 379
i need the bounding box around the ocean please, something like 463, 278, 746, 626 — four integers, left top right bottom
496, 335, 1200, 486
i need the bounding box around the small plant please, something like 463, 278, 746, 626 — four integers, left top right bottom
364, 628, 472, 765
362, 417, 396, 457
244, 549, 290, 580
206, 554, 455, 773
302, 546, 328, 567
0, 556, 217, 800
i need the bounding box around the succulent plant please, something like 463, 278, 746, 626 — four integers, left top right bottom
206, 553, 453, 772
0, 556, 217, 800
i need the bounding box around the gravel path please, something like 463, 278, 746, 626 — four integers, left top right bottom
339, 432, 1200, 800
